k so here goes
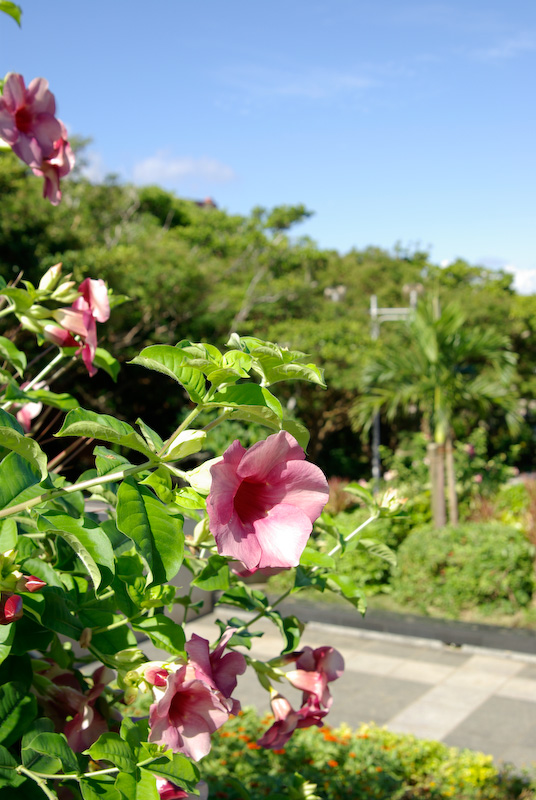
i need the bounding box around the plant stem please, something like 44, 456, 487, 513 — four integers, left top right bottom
0, 459, 154, 520
157, 404, 205, 458
325, 513, 378, 560
202, 409, 233, 432
25, 350, 65, 390
17, 766, 62, 799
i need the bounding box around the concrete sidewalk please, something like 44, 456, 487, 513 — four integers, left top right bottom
179, 610, 536, 772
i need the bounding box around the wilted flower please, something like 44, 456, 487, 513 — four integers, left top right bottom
207, 431, 329, 571
257, 691, 328, 750
148, 632, 245, 761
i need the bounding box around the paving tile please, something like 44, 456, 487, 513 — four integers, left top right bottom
341, 651, 404, 675
518, 664, 536, 681
365, 639, 470, 667
499, 745, 536, 770
442, 730, 505, 762
389, 659, 454, 685
328, 674, 429, 727
445, 696, 536, 747
496, 677, 536, 703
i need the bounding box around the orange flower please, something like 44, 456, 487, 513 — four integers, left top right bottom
247, 742, 261, 750
376, 766, 383, 772
349, 752, 356, 758
327, 759, 339, 768
323, 731, 338, 742
273, 748, 286, 755
238, 734, 250, 742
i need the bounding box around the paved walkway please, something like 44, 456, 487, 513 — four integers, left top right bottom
179, 610, 536, 772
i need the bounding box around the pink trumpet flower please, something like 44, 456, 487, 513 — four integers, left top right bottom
148, 633, 245, 761
285, 646, 345, 710
207, 431, 329, 570
44, 278, 109, 376
257, 692, 328, 750
0, 73, 74, 204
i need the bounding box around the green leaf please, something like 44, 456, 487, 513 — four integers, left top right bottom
327, 574, 367, 613
56, 409, 154, 458
81, 776, 121, 800
146, 752, 200, 793
358, 538, 397, 566
0, 451, 42, 509
131, 614, 185, 655
93, 348, 121, 381
0, 336, 26, 376
22, 719, 62, 775
217, 584, 270, 613
0, 682, 37, 746
282, 418, 310, 450
0, 2, 22, 25
41, 589, 84, 638
0, 427, 47, 479
0, 625, 14, 668
95, 446, 134, 478
299, 548, 335, 569
0, 519, 17, 551
208, 384, 282, 418
88, 733, 136, 772
192, 555, 230, 591
0, 287, 33, 311
38, 512, 115, 590
136, 419, 164, 453
115, 769, 159, 800
140, 467, 173, 503
0, 408, 23, 434
163, 429, 206, 461
30, 731, 79, 774
129, 345, 207, 403
116, 478, 184, 585
0, 743, 21, 785
19, 557, 63, 588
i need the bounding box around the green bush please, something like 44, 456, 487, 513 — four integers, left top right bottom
391, 522, 536, 618
202, 708, 534, 799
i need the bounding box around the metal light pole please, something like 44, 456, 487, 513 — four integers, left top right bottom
369, 290, 418, 492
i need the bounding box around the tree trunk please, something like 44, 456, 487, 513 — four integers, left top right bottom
428, 442, 446, 527
445, 435, 458, 526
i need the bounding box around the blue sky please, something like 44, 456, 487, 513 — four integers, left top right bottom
2, 1, 536, 291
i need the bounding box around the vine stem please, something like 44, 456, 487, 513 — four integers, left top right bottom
157, 404, 206, 458
0, 459, 154, 520
325, 513, 378, 561
17, 766, 59, 799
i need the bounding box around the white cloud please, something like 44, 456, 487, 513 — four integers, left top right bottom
80, 150, 105, 183
132, 152, 236, 186
509, 267, 536, 296
475, 32, 536, 61
219, 65, 377, 101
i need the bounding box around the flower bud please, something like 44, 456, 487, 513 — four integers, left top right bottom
38, 263, 62, 292
79, 627, 92, 648
51, 281, 78, 302
15, 574, 47, 593
123, 686, 138, 705
0, 593, 22, 625
19, 315, 46, 334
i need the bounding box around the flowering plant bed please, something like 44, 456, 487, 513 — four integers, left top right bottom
203, 708, 535, 799
0, 8, 408, 796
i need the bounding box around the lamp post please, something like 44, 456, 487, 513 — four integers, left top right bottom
369, 289, 419, 491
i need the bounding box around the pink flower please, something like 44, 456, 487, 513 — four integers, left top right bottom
44, 278, 109, 376
13, 380, 48, 432
258, 645, 344, 750
31, 124, 75, 206
36, 664, 114, 751
148, 632, 245, 761
285, 646, 344, 710
257, 692, 327, 750
0, 73, 74, 204
156, 779, 189, 800
207, 431, 329, 571
0, 73, 61, 163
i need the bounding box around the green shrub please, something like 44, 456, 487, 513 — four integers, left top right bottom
391, 522, 536, 618
202, 708, 534, 799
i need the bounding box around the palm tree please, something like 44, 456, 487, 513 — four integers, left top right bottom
352, 300, 520, 526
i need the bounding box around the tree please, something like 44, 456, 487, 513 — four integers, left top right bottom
352, 300, 520, 526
